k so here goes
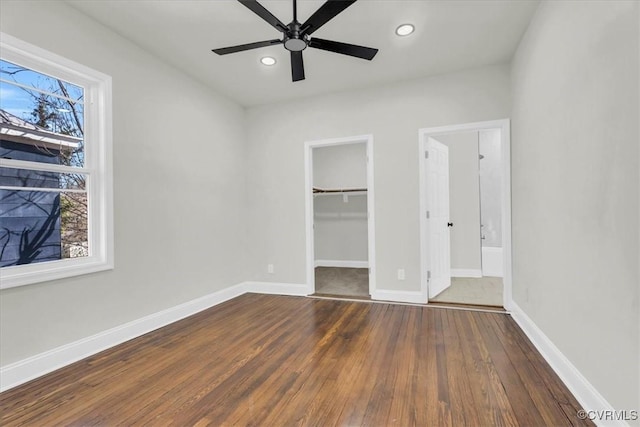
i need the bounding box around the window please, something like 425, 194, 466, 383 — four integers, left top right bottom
0, 33, 112, 289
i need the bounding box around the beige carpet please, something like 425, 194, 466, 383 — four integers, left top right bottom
314, 267, 369, 297
431, 276, 503, 307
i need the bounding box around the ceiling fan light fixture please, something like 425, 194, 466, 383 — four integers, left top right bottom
260, 56, 277, 66
395, 23, 415, 37
284, 37, 307, 52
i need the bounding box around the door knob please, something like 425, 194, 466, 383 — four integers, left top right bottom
447, 222, 453, 227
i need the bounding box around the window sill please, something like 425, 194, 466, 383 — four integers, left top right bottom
0, 258, 114, 289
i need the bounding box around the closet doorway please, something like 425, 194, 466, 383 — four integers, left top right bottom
304, 135, 376, 299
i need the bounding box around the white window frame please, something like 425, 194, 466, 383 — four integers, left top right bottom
0, 32, 113, 289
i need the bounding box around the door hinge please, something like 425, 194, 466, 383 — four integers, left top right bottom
427, 270, 431, 280
425, 150, 429, 159
426, 210, 430, 219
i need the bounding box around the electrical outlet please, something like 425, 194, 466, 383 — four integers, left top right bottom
267, 264, 274, 274
397, 269, 405, 280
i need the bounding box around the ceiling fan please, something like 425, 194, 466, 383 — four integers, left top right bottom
212, 0, 379, 82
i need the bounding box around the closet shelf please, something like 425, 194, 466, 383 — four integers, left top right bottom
313, 187, 367, 196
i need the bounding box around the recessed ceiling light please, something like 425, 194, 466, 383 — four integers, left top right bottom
395, 24, 415, 37
260, 56, 276, 66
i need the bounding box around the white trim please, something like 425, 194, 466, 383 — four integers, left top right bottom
0, 186, 87, 194
509, 302, 624, 427
418, 119, 513, 309
0, 32, 114, 289
314, 260, 369, 269
309, 294, 506, 314
0, 283, 247, 392
1, 257, 114, 289
0, 77, 84, 105
304, 134, 376, 297
481, 246, 504, 277
500, 121, 512, 310
371, 289, 424, 304
0, 158, 90, 174
451, 268, 482, 278
244, 281, 308, 296
0, 33, 106, 89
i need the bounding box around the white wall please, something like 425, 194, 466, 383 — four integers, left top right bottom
434, 132, 482, 272
479, 129, 502, 248
313, 143, 367, 189
511, 0, 639, 413
0, 1, 248, 366
314, 195, 368, 263
313, 144, 368, 263
245, 64, 510, 289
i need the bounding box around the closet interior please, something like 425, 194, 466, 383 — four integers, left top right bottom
312, 143, 369, 298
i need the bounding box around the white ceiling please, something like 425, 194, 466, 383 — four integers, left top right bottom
66, 0, 539, 107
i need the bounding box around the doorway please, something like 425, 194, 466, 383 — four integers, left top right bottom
419, 120, 512, 309
304, 135, 376, 298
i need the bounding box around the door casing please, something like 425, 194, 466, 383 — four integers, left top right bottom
304, 134, 376, 296
418, 119, 512, 309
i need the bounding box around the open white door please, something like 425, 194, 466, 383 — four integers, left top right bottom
426, 137, 451, 298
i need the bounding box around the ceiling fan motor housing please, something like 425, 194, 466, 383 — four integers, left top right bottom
284, 22, 308, 51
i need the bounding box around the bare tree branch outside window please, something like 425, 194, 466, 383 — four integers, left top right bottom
1, 60, 88, 266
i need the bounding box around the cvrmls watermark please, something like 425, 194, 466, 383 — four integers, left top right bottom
577, 409, 638, 421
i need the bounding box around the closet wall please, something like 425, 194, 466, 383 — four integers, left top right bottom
313, 144, 368, 266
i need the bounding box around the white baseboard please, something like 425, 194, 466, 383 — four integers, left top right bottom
0, 282, 247, 393
314, 260, 369, 269
482, 246, 504, 277
451, 268, 482, 278
509, 302, 623, 427
371, 289, 424, 304
244, 281, 309, 296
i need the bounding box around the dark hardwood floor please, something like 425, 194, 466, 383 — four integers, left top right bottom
0, 293, 591, 426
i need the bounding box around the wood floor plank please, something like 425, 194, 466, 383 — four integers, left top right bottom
0, 294, 592, 426
490, 313, 593, 426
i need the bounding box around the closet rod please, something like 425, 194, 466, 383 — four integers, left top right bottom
313, 187, 367, 194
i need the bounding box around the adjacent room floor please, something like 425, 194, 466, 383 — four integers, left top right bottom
0, 294, 591, 426
314, 266, 369, 298
315, 268, 503, 307
431, 276, 503, 307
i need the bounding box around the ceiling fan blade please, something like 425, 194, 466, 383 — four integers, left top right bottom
238, 0, 287, 32
212, 39, 283, 55
308, 38, 378, 60
301, 0, 357, 35
291, 51, 305, 82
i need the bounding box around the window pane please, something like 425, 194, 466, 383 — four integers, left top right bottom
0, 189, 88, 266
0, 60, 84, 103
0, 167, 86, 190
0, 60, 84, 167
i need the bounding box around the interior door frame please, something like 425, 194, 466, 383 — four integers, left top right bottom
304, 134, 376, 297
418, 119, 512, 309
